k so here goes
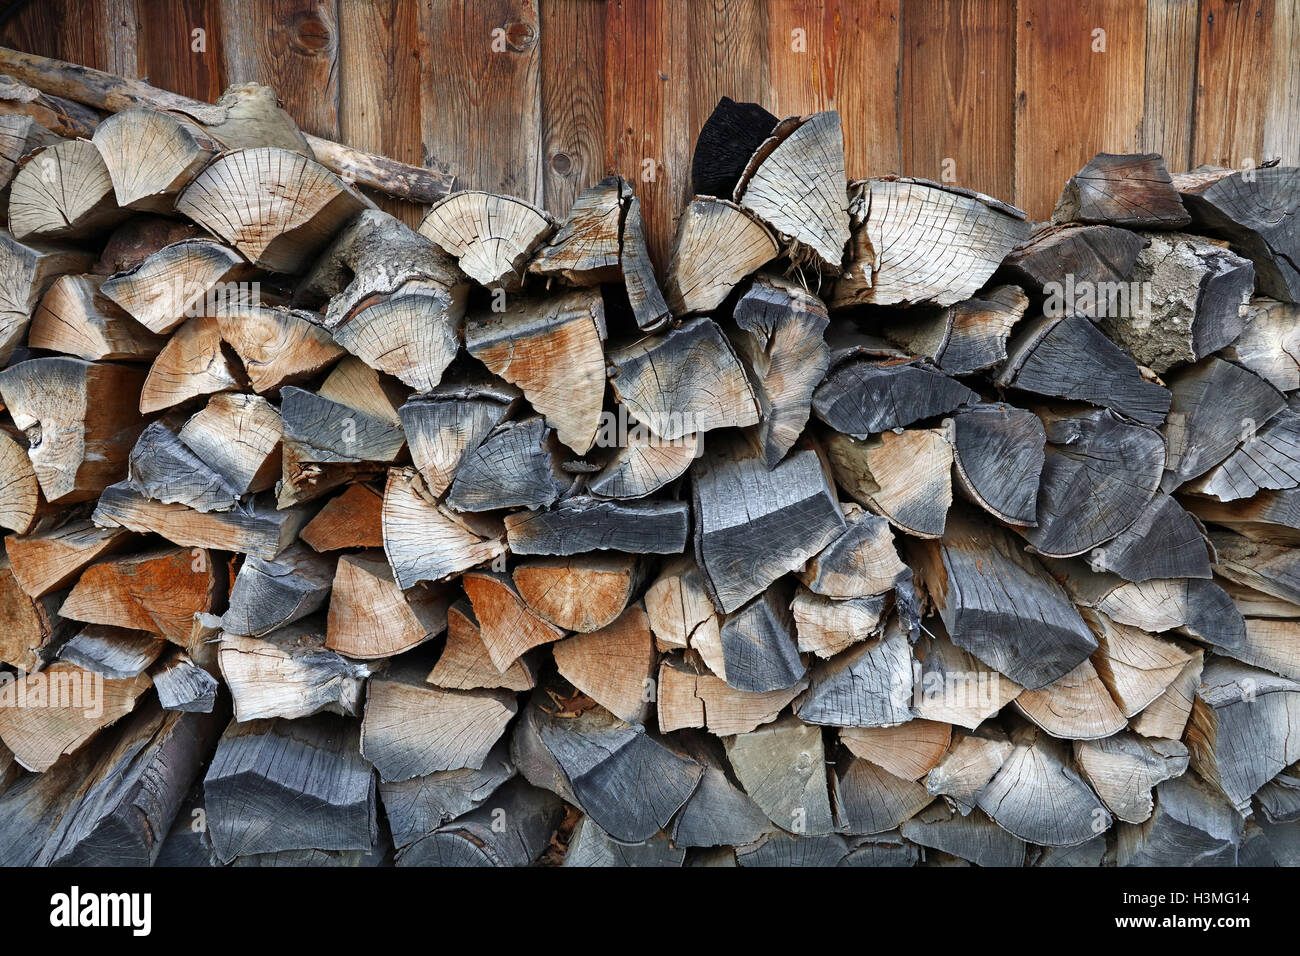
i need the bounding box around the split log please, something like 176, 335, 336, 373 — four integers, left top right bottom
726, 715, 833, 836
0, 431, 40, 534
512, 553, 641, 632
736, 831, 849, 866
1229, 618, 1300, 681
418, 190, 554, 290
363, 661, 517, 781
0, 722, 108, 865
0, 72, 96, 138
794, 619, 913, 727
910, 509, 1097, 688
552, 604, 656, 723
219, 623, 365, 717
1085, 609, 1197, 717
213, 302, 345, 393
882, 284, 1029, 376
589, 431, 695, 505
222, 543, 332, 637
127, 421, 242, 512
1224, 298, 1300, 390
567, 818, 687, 866
58, 624, 165, 678
733, 111, 848, 271
998, 314, 1171, 426
281, 379, 405, 471
29, 273, 165, 360
924, 725, 1013, 814
949, 404, 1045, 527
1209, 527, 1300, 607
299, 482, 383, 551
977, 722, 1111, 846
378, 739, 515, 851
177, 392, 282, 496
1002, 224, 1146, 309
1174, 164, 1300, 302
140, 315, 244, 414
692, 437, 845, 613
92, 483, 309, 559
296, 209, 466, 391
94, 215, 204, 274
1075, 733, 1189, 824
0, 228, 94, 363
657, 654, 805, 735
203, 715, 377, 863
797, 503, 907, 599
325, 549, 449, 659
0, 663, 151, 771
1255, 765, 1300, 823
669, 735, 770, 848
912, 622, 1022, 728
718, 586, 803, 693
1116, 769, 1242, 866
426, 599, 536, 692
0, 356, 144, 503
445, 417, 566, 512
1053, 152, 1190, 228
791, 589, 886, 659
59, 545, 219, 641
609, 317, 759, 441
1023, 407, 1165, 558
620, 194, 671, 332
527, 176, 622, 284
176, 147, 367, 273
840, 720, 951, 780
826, 428, 952, 538
90, 108, 217, 211
462, 569, 565, 672
1098, 233, 1255, 372
835, 177, 1030, 307
465, 288, 606, 454
1013, 659, 1127, 739
0, 552, 73, 669
150, 651, 218, 713
381, 468, 504, 588
644, 557, 726, 677
902, 803, 1027, 867
663, 197, 778, 314
504, 496, 689, 557
8, 139, 123, 240
3, 519, 129, 597
691, 96, 778, 198
813, 349, 977, 438
397, 778, 563, 867
1090, 493, 1212, 581
0, 112, 60, 191
397, 379, 518, 497
833, 755, 933, 835
1183, 397, 1300, 502
98, 238, 251, 335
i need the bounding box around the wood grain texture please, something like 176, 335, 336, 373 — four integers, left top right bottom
1193, 0, 1274, 169
1142, 0, 1199, 170
539, 0, 605, 218
138, 0, 225, 102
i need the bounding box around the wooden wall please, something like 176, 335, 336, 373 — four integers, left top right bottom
3, 0, 1298, 270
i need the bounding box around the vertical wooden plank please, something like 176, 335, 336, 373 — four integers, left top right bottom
1015, 0, 1146, 221
338, 0, 424, 227
1193, 0, 1274, 169
604, 0, 691, 272
1263, 0, 1300, 165
0, 0, 63, 58
765, 0, 902, 180
689, 0, 768, 142
540, 0, 606, 218
901, 0, 1015, 201
138, 0, 226, 102
420, 0, 543, 204
1141, 0, 1199, 172
220, 0, 341, 140
101, 0, 140, 77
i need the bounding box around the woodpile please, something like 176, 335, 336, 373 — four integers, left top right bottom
0, 53, 1298, 868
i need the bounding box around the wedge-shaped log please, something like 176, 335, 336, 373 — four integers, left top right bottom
902, 803, 1027, 867
949, 404, 1045, 527
0, 431, 41, 534
178, 392, 282, 496
140, 315, 244, 413
813, 353, 976, 438
1085, 608, 1198, 717
620, 193, 672, 332
214, 302, 345, 392
29, 273, 165, 360
98, 238, 251, 334
664, 197, 777, 314
840, 719, 951, 781
91, 108, 218, 211
0, 554, 73, 669
669, 734, 770, 849
1002, 223, 1146, 308
445, 417, 566, 512
513, 553, 641, 633
419, 190, 554, 290
4, 520, 129, 597
397, 380, 517, 497
60, 545, 219, 641
299, 482, 383, 552
426, 599, 536, 692
150, 650, 218, 713
8, 138, 123, 240
381, 468, 504, 588
719, 586, 803, 693
222, 543, 333, 637
833, 755, 933, 836
797, 503, 907, 599
925, 725, 1013, 814
0, 112, 60, 191
128, 421, 243, 513
791, 589, 887, 659
1076, 733, 1189, 825
505, 496, 689, 556
553, 604, 656, 723
1116, 770, 1242, 866
827, 428, 952, 538
795, 619, 914, 727
727, 714, 833, 836
326, 549, 449, 659
0, 228, 94, 363
657, 654, 805, 735
219, 623, 370, 721
1053, 152, 1190, 228
378, 739, 515, 852
397, 778, 563, 867
1184, 398, 1300, 502
1225, 298, 1300, 390
528, 176, 622, 284
882, 284, 1028, 375
1013, 659, 1127, 739
59, 624, 165, 679
462, 569, 565, 672
690, 96, 778, 198
913, 623, 1023, 729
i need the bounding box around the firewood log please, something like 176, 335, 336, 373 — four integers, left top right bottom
913, 622, 1022, 729
363, 660, 517, 782
564, 815, 684, 867
445, 416, 566, 512
667, 734, 769, 849
925, 724, 1013, 814
0, 430, 41, 534
127, 421, 242, 512
1024, 407, 1165, 558
826, 428, 953, 538
644, 555, 720, 655
7, 139, 124, 240
1053, 152, 1190, 228
1218, 578, 1300, 618
1182, 397, 1300, 502
213, 302, 345, 393
426, 599, 536, 692
551, 604, 656, 723
1224, 298, 1300, 390
737, 831, 849, 866
999, 314, 1172, 426
1173, 164, 1300, 302
0, 551, 73, 669
397, 380, 518, 497
92, 483, 309, 559
1091, 493, 1212, 581
0, 112, 60, 192
791, 589, 886, 659
59, 545, 219, 641
1209, 528, 1300, 607
1254, 765, 1300, 824
465, 288, 606, 454
462, 569, 566, 672
835, 178, 1029, 308
733, 111, 848, 272
299, 482, 383, 552
691, 96, 778, 198
881, 284, 1028, 376
902, 803, 1027, 867
512, 553, 641, 633
717, 585, 803, 693
656, 653, 805, 735
1116, 769, 1242, 866
396, 778, 563, 867
326, 549, 449, 659
98, 238, 252, 335
910, 508, 1097, 688
949, 404, 1045, 527
4, 519, 128, 597
418, 190, 555, 290
281, 373, 405, 475
0, 663, 151, 771
1099, 233, 1254, 372
840, 719, 951, 781
1002, 224, 1146, 309
140, 315, 244, 414
58, 624, 165, 678
1075, 733, 1189, 824
29, 273, 165, 361
693, 436, 844, 613
528, 176, 623, 285
1085, 608, 1198, 717
0, 718, 104, 864
1227, 618, 1300, 681
378, 739, 515, 852
977, 721, 1110, 846
1013, 658, 1127, 739
620, 194, 672, 332
203, 714, 377, 863
664, 197, 778, 314
0, 72, 95, 138
0, 228, 94, 363
176, 392, 281, 497
150, 650, 218, 713
222, 543, 333, 638
796, 503, 907, 599
504, 496, 690, 556
726, 714, 832, 836
833, 755, 933, 835
381, 467, 504, 588
794, 618, 913, 726
89, 108, 218, 212
813, 348, 977, 438
609, 317, 760, 440
1187, 659, 1300, 811
94, 215, 204, 274
176, 147, 368, 273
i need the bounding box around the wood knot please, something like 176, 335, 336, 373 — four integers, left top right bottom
289, 11, 333, 56
503, 20, 537, 52
550, 152, 573, 176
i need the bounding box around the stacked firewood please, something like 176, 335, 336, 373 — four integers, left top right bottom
0, 54, 1298, 868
